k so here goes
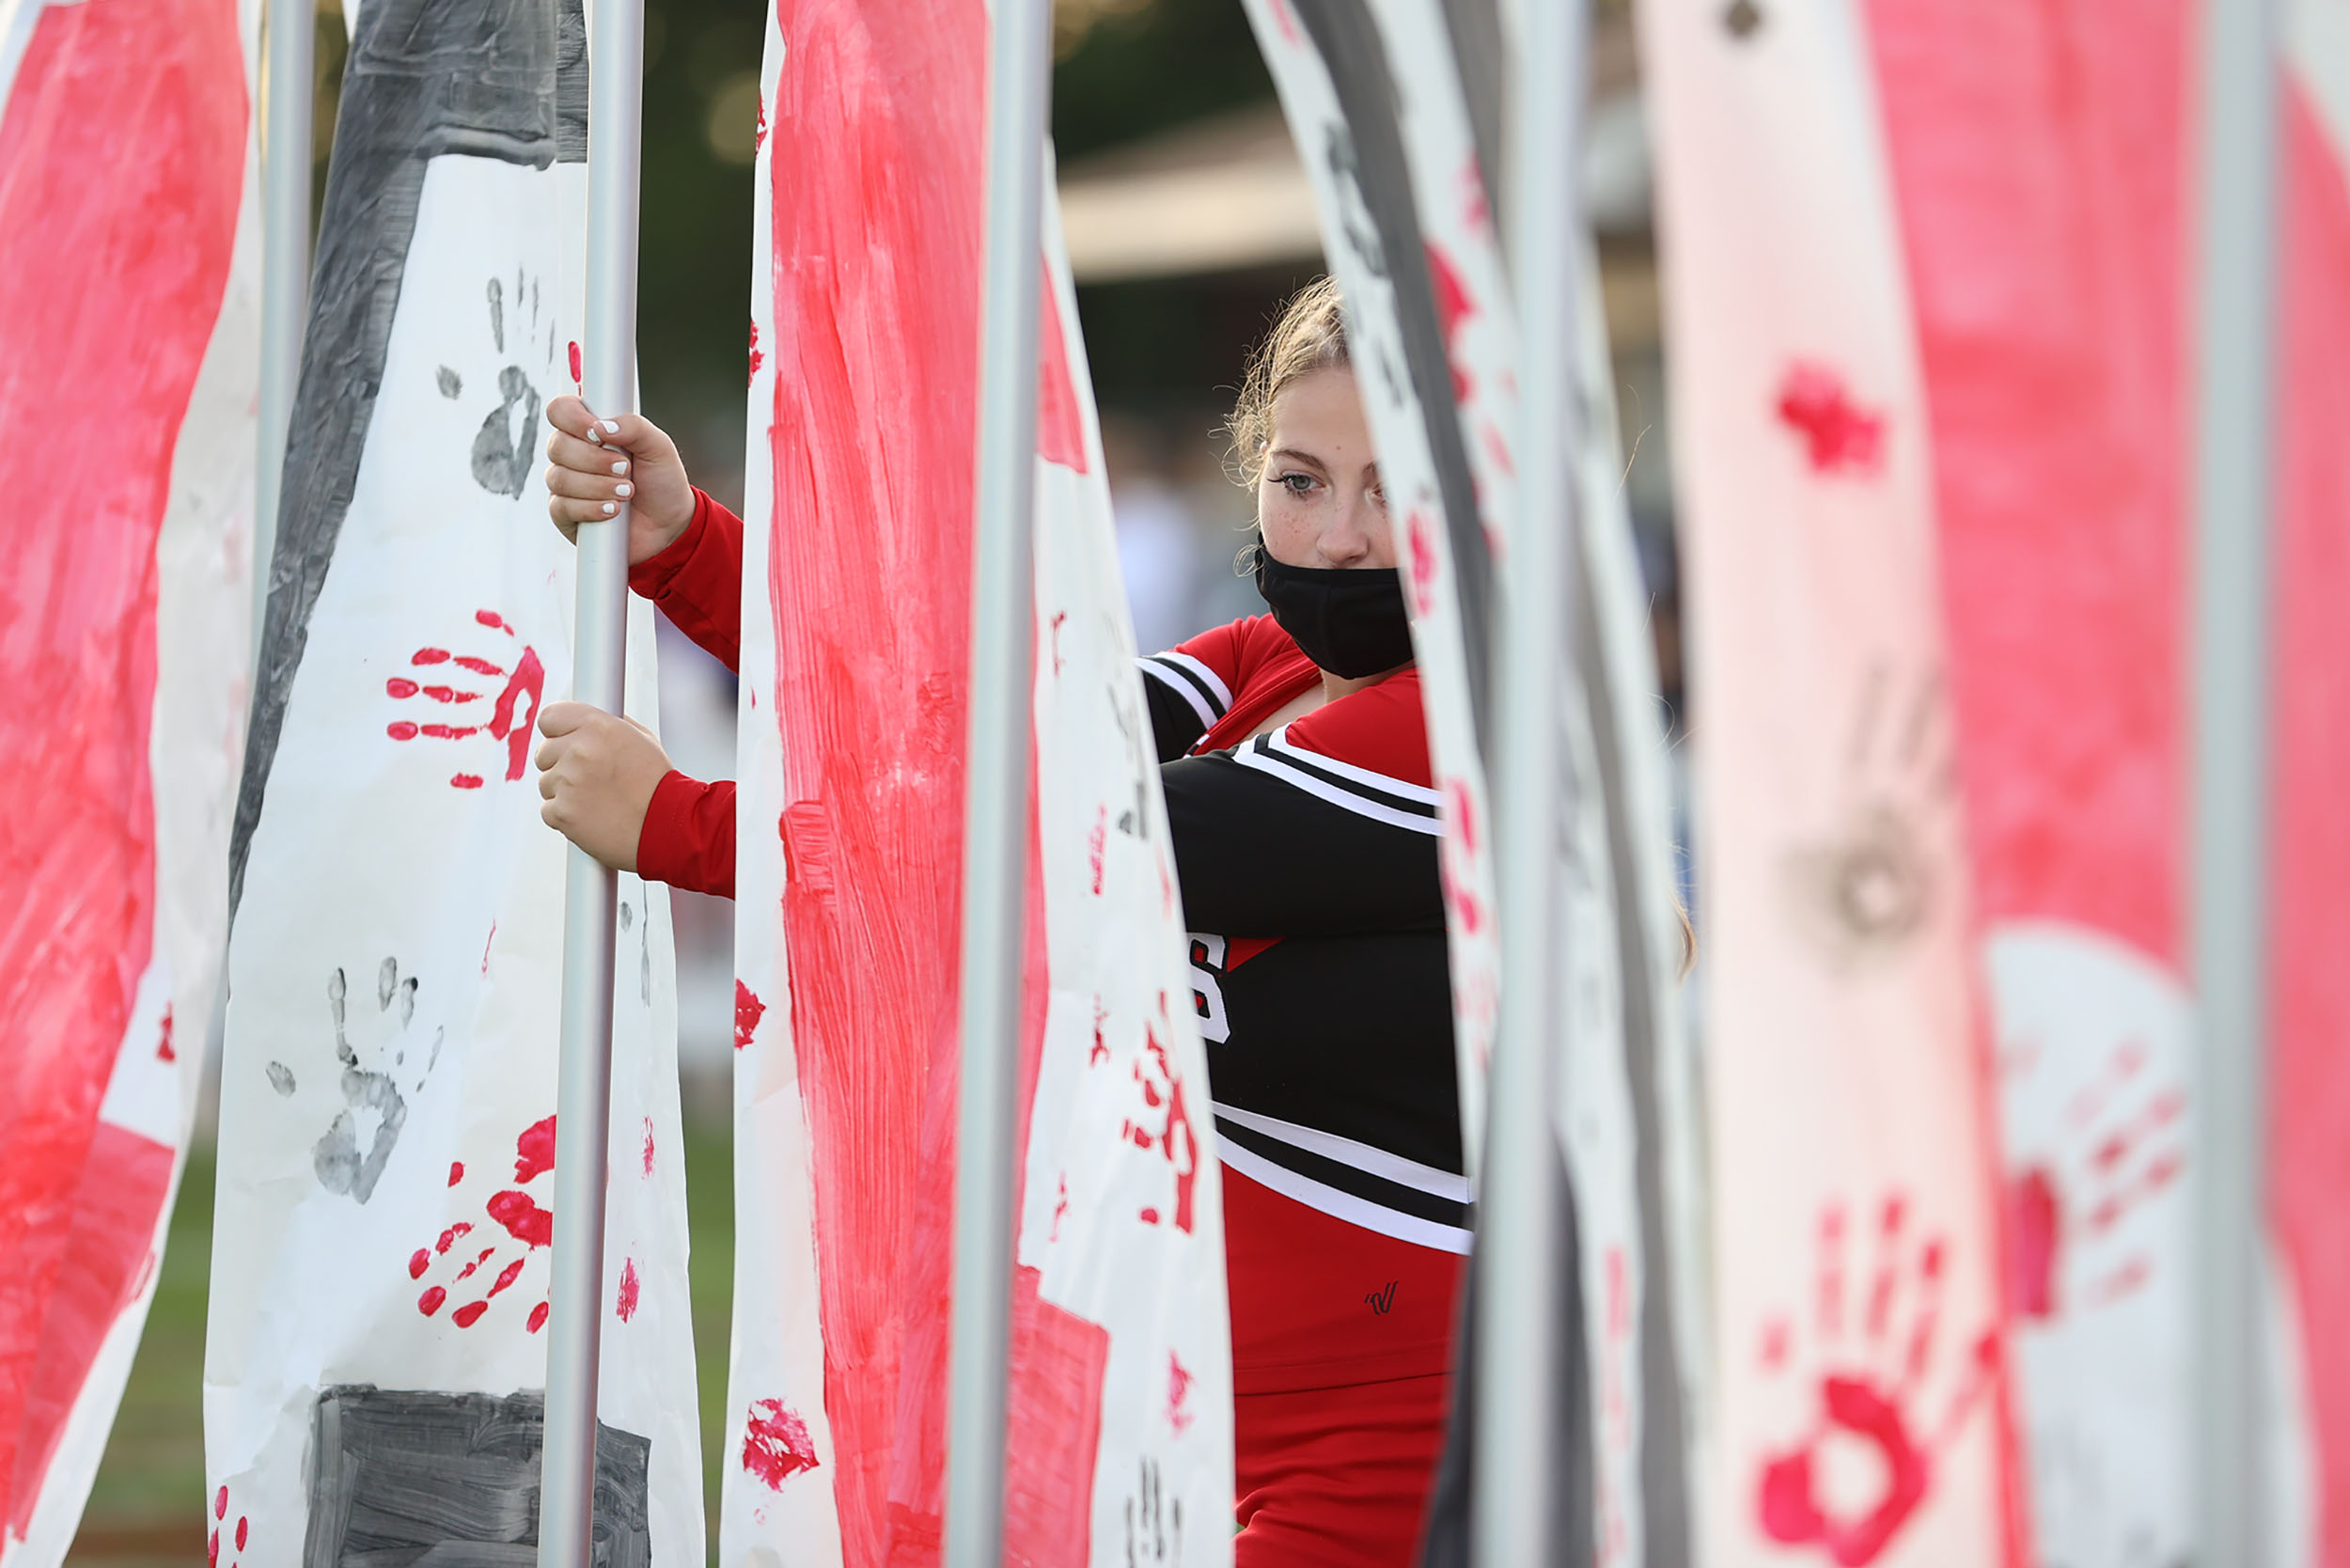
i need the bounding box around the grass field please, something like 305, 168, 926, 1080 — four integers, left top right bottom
63, 1117, 738, 1564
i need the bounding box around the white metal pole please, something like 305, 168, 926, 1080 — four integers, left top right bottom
1472, 1, 1587, 1563
538, 0, 643, 1555
942, 0, 1049, 1562
253, 0, 313, 657
2188, 0, 2281, 1559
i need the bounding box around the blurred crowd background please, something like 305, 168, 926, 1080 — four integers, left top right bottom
71, 1, 1683, 1559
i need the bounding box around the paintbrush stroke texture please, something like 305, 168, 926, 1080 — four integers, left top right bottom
763, 6, 1105, 1559
229, 0, 586, 908
0, 0, 242, 1536
764, 4, 984, 1554
300, 1387, 650, 1565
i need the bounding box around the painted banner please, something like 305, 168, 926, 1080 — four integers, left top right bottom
720, 0, 1231, 1560
0, 0, 257, 1554
1649, 0, 2350, 1560
205, 0, 701, 1559
1245, 3, 1705, 1560
1852, 1, 2199, 1559
1639, 0, 2026, 1562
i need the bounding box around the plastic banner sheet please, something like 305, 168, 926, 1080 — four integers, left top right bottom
1242, 3, 1705, 1560
0, 0, 257, 1555
1640, 0, 2025, 1560
205, 0, 701, 1559
720, 1, 1231, 1560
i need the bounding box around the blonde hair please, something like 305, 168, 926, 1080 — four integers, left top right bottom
1227, 276, 1351, 490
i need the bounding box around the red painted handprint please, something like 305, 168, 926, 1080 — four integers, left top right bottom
2005, 1038, 2185, 1320
207, 1483, 248, 1568
1752, 1195, 1997, 1565
409, 1115, 556, 1332
384, 609, 544, 790
1120, 1009, 1199, 1234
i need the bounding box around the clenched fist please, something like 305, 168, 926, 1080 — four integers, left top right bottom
535, 700, 672, 871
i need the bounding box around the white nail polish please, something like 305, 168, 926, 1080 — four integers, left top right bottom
615, 482, 634, 498
611, 461, 628, 475
602, 502, 617, 516
603, 420, 621, 436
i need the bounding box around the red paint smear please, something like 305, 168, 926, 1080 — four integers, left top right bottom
156, 1004, 175, 1062
0, 0, 242, 1523
215, 1485, 227, 1521
1774, 362, 1886, 474
1405, 509, 1439, 619
417, 1286, 446, 1317
450, 774, 485, 790
1034, 263, 1088, 472
486, 1190, 553, 1249
747, 318, 763, 384
451, 1301, 488, 1329
742, 1396, 821, 1489
409, 1249, 431, 1279
1869, 0, 2186, 961
435, 1222, 473, 1255
568, 339, 582, 385
526, 1301, 548, 1333
513, 1114, 557, 1183
235, 1515, 246, 1551
2268, 83, 2350, 1557
1167, 1349, 1194, 1435
386, 677, 420, 698
6, 1123, 174, 1528
452, 655, 503, 676
765, 4, 1104, 1559
208, 1529, 218, 1568
615, 1258, 640, 1322
476, 610, 511, 633
414, 647, 452, 665
388, 722, 421, 741
641, 1117, 656, 1176
733, 980, 764, 1050
1423, 241, 1476, 403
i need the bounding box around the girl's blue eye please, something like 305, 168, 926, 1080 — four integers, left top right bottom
1278, 472, 1315, 494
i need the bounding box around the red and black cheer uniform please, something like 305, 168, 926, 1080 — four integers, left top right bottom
631, 494, 1465, 1563
1143, 618, 1465, 1566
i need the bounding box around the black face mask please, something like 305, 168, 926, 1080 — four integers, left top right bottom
1251, 536, 1417, 679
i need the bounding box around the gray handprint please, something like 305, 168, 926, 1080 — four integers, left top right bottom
296, 958, 442, 1203
443, 274, 544, 500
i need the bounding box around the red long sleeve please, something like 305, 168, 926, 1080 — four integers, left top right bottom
635, 769, 735, 900
628, 488, 745, 899
629, 487, 744, 673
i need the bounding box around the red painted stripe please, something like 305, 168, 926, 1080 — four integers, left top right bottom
0, 0, 242, 1522
1867, 0, 2188, 964
764, 3, 1094, 1559
2269, 77, 2350, 1560
7, 1122, 177, 1532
